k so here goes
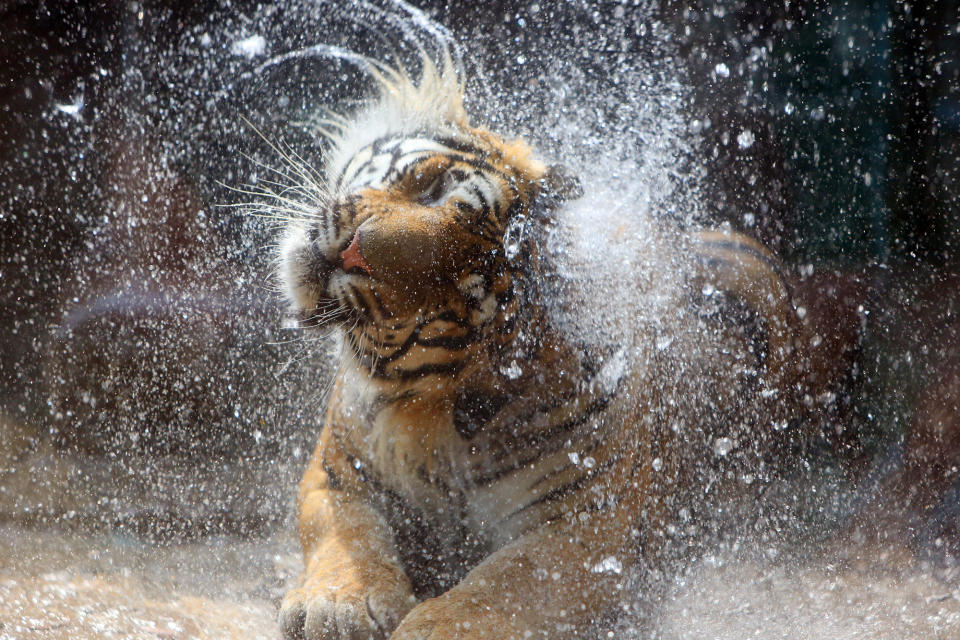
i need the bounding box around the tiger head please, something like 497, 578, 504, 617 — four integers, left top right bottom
279, 53, 578, 388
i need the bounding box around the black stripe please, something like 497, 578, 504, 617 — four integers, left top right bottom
321, 458, 343, 490
469, 184, 493, 217
348, 284, 375, 320
504, 394, 613, 456
374, 326, 422, 369
416, 332, 476, 350
453, 389, 514, 440
529, 446, 622, 492
479, 385, 585, 444
372, 360, 466, 381
367, 288, 390, 323
451, 208, 499, 245
393, 150, 440, 184
329, 200, 343, 236
495, 284, 515, 306
463, 292, 491, 313
472, 395, 614, 486
502, 457, 619, 524
441, 153, 504, 178
496, 314, 517, 336
394, 151, 498, 178
502, 196, 524, 224
369, 389, 419, 421
432, 310, 473, 328
334, 135, 393, 192
537, 501, 608, 530
372, 311, 473, 372
433, 136, 488, 157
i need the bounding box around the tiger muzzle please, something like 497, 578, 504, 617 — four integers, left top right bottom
344, 212, 465, 286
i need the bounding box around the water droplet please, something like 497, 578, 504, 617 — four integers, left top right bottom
655, 336, 673, 351
713, 437, 735, 456
652, 457, 663, 472
713, 62, 730, 78
54, 97, 84, 117
591, 556, 622, 574
501, 361, 523, 379
503, 215, 525, 260
230, 34, 267, 59
736, 129, 755, 149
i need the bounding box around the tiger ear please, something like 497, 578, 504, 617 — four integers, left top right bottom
531, 164, 582, 220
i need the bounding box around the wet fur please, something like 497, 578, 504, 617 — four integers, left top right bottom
272, 50, 803, 640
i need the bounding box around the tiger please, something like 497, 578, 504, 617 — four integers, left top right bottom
271, 49, 806, 640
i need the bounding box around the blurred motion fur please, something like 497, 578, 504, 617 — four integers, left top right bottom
268, 49, 811, 640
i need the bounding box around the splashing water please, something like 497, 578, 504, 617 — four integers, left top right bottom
4, 1, 960, 638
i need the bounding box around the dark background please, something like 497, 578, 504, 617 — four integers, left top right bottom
1, 0, 959, 539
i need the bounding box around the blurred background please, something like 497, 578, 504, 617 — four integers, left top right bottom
2, 0, 960, 636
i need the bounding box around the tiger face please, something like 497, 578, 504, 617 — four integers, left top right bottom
280, 124, 553, 385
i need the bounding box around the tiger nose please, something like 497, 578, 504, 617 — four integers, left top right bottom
345, 216, 451, 282
339, 229, 372, 275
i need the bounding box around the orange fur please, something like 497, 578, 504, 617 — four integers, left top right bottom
276, 52, 808, 640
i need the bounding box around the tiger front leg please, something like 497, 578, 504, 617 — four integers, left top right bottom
389, 512, 632, 640
281, 444, 417, 640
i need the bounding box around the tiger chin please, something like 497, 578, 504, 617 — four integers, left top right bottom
272, 51, 803, 640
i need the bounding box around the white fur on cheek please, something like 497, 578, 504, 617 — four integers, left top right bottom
326, 271, 351, 306
279, 221, 318, 312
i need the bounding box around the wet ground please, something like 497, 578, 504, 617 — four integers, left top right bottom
0, 412, 298, 639
0, 524, 292, 639
3, 412, 960, 639
6, 522, 960, 640
658, 554, 960, 640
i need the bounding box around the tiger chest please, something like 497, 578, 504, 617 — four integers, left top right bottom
339, 396, 595, 548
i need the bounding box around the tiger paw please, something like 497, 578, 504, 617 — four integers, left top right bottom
279, 562, 416, 640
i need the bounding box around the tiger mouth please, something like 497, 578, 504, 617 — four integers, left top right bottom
289, 225, 373, 328
289, 255, 346, 329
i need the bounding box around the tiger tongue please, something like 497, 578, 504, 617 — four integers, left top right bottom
340, 231, 373, 275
